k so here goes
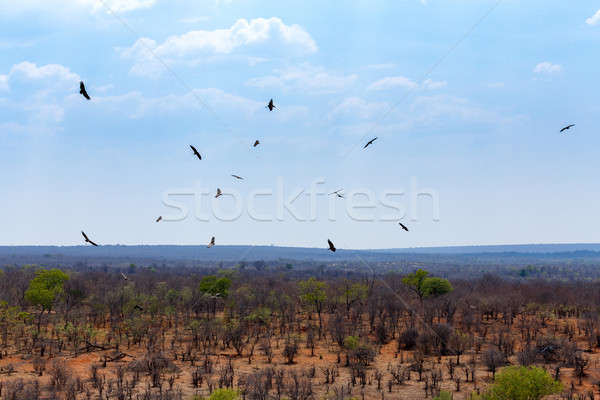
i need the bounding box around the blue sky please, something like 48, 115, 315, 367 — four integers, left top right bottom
1, 0, 600, 249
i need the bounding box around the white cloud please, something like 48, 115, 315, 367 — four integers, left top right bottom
533, 62, 562, 74
422, 79, 447, 90
246, 63, 357, 94
0, 62, 80, 93
119, 17, 317, 77
0, 0, 156, 14
0, 75, 8, 91
586, 9, 600, 25
94, 88, 263, 119
8, 62, 80, 83
368, 76, 418, 91
367, 76, 446, 91
0, 61, 80, 135
329, 97, 388, 119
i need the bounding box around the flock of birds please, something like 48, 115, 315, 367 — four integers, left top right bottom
76, 81, 576, 253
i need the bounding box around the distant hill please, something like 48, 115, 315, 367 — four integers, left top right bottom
1, 243, 600, 263
372, 243, 600, 254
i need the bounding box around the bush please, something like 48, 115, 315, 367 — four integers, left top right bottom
485, 366, 562, 400
433, 391, 453, 400
207, 389, 239, 400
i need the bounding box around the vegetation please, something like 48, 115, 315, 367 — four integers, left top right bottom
485, 366, 562, 400
0, 263, 597, 399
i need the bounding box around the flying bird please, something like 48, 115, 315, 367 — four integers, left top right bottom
79, 81, 91, 100
190, 145, 202, 160
81, 231, 98, 247
231, 174, 244, 180
329, 190, 344, 199
215, 188, 222, 198
363, 137, 378, 149
560, 124, 575, 133
207, 236, 215, 248
156, 216, 162, 223
121, 272, 128, 281
133, 305, 144, 312
398, 222, 409, 232
266, 99, 276, 111
253, 140, 260, 147
328, 239, 336, 252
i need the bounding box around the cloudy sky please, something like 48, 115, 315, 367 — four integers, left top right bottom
1, 0, 600, 249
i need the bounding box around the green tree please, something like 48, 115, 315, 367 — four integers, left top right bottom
422, 277, 453, 297
299, 277, 327, 335
194, 389, 239, 400
199, 275, 232, 298
25, 268, 69, 330
485, 366, 562, 400
402, 269, 452, 303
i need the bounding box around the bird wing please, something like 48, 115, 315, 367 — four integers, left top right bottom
156, 216, 162, 222
232, 175, 243, 179
89, 239, 99, 247
190, 145, 198, 154
328, 239, 336, 251
81, 231, 89, 241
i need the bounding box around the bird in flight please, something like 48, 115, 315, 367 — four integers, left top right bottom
215, 188, 222, 198
398, 222, 409, 232
363, 137, 378, 149
266, 99, 276, 111
79, 81, 91, 100
190, 145, 202, 160
231, 174, 244, 180
328, 239, 336, 252
329, 190, 344, 199
121, 272, 129, 281
81, 231, 98, 247
207, 236, 215, 248
156, 216, 162, 223
253, 140, 260, 147
560, 124, 575, 133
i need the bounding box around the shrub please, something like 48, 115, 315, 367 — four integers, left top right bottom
485, 366, 562, 400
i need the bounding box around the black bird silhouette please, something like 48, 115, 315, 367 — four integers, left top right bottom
560, 124, 575, 133
398, 222, 409, 232
253, 140, 260, 147
215, 188, 222, 198
81, 231, 98, 247
190, 145, 202, 160
121, 272, 129, 281
133, 304, 144, 312
329, 190, 344, 199
231, 174, 244, 180
79, 81, 91, 100
328, 239, 336, 252
363, 137, 378, 149
266, 99, 276, 111
207, 236, 215, 248
156, 216, 162, 223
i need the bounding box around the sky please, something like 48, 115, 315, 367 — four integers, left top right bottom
1, 0, 600, 249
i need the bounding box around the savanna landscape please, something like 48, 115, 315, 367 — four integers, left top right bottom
2, 251, 600, 400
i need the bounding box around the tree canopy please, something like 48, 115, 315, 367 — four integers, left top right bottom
402, 269, 453, 301
24, 268, 69, 311
198, 275, 232, 298
485, 366, 562, 400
